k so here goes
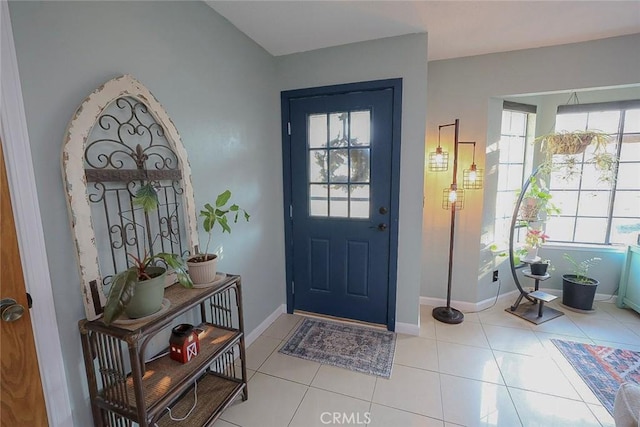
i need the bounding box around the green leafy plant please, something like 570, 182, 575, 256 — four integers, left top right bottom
563, 253, 601, 285
524, 228, 549, 249
518, 178, 560, 219
489, 243, 508, 257
103, 252, 193, 325
132, 182, 160, 212
191, 190, 250, 263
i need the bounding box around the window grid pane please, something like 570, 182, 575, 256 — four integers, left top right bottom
547, 104, 640, 245
495, 109, 531, 244
308, 111, 371, 218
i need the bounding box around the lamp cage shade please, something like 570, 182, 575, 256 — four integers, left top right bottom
442, 186, 464, 210
429, 147, 449, 172
463, 165, 483, 189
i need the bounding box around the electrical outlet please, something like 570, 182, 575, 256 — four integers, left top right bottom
492, 270, 499, 282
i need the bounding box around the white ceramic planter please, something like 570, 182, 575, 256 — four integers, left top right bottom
187, 255, 218, 285
522, 247, 539, 263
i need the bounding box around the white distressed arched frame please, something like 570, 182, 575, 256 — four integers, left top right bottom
62, 74, 198, 321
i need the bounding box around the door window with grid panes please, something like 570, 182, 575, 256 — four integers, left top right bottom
546, 101, 640, 245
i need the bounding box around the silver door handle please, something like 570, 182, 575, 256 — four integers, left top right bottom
0, 298, 25, 322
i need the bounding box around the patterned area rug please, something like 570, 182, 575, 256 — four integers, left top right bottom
552, 339, 640, 414
279, 318, 396, 378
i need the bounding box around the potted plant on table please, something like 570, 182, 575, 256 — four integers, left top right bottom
187, 190, 250, 285
562, 253, 601, 311
103, 252, 193, 325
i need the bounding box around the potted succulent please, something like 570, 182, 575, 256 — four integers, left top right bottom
187, 190, 250, 285
103, 252, 193, 325
562, 253, 601, 311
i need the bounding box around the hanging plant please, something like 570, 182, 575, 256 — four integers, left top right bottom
538, 131, 604, 156
554, 155, 581, 182
536, 130, 617, 183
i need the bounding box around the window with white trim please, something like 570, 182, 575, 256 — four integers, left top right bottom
546, 100, 640, 245
495, 102, 536, 244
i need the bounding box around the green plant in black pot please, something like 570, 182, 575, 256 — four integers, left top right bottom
103, 252, 193, 325
561, 254, 601, 311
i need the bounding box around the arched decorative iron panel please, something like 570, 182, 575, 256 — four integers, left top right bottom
62, 75, 198, 320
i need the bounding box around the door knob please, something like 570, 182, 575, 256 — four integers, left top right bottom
379, 206, 388, 215
369, 223, 388, 231
0, 298, 25, 322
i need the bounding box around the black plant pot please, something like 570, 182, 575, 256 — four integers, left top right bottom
530, 262, 549, 276
562, 274, 599, 311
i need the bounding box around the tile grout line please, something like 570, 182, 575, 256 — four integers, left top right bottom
286, 385, 310, 427
479, 315, 525, 427
433, 322, 446, 425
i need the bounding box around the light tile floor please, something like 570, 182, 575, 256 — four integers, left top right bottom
218, 300, 640, 427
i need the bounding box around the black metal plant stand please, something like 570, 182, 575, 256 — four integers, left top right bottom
505, 166, 563, 325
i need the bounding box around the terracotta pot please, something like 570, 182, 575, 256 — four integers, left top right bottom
187, 254, 218, 285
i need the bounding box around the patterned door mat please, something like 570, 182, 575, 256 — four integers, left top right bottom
279, 318, 396, 378
552, 339, 640, 414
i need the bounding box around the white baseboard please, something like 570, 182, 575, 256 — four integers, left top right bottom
538, 288, 617, 305
594, 294, 618, 304
420, 296, 476, 311
245, 304, 286, 346
420, 288, 617, 312
395, 322, 420, 336
420, 289, 521, 312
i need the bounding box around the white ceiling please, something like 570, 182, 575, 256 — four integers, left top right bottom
207, 1, 640, 61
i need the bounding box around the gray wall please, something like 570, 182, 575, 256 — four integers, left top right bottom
277, 33, 428, 327
424, 34, 640, 303
9, 2, 283, 425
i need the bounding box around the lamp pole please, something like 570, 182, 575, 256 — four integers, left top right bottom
432, 119, 465, 324
429, 119, 481, 324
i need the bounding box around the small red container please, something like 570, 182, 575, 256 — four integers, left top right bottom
169, 324, 200, 363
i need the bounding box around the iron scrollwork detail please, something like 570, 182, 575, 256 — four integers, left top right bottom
83, 96, 189, 287
85, 97, 179, 171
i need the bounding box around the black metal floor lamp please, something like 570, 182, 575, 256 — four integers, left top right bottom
429, 119, 483, 324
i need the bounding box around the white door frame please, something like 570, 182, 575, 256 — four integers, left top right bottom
1, 3, 73, 425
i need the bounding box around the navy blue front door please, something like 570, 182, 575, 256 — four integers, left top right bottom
283, 81, 400, 327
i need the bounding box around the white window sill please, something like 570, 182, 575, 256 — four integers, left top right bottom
542, 242, 627, 254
